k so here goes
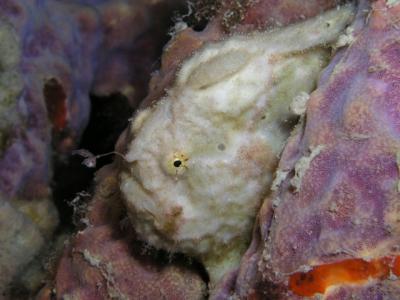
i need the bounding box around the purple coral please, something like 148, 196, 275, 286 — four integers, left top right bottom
233, 0, 400, 298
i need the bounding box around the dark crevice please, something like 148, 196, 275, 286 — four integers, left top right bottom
51, 93, 133, 227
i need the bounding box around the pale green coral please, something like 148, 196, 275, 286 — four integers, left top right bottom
13, 197, 59, 238
0, 197, 58, 294
0, 200, 44, 293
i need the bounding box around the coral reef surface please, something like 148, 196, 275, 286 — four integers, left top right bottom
233, 0, 400, 298
0, 0, 183, 297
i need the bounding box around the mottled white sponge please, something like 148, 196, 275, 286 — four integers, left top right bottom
120, 5, 354, 284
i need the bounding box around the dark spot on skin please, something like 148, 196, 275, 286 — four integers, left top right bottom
174, 160, 182, 167
218, 143, 226, 151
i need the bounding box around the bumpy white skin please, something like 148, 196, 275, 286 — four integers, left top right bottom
120, 6, 354, 284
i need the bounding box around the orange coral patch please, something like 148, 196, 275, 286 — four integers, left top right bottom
289, 256, 400, 297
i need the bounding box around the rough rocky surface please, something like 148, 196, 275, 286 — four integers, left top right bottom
49, 166, 206, 300
233, 0, 400, 298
